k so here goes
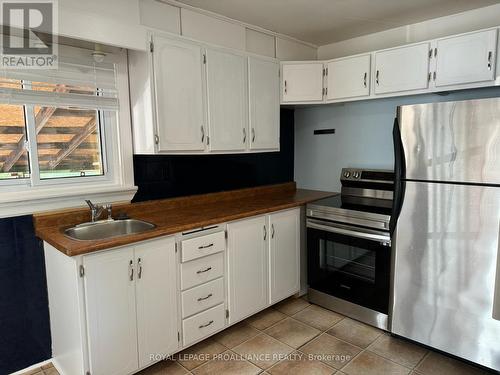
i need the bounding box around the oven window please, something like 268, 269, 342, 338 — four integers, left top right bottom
319, 239, 376, 283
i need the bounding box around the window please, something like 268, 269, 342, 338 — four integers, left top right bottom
0, 46, 118, 186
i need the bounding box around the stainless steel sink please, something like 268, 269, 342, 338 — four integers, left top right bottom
64, 219, 156, 241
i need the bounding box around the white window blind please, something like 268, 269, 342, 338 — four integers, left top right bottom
0, 44, 119, 110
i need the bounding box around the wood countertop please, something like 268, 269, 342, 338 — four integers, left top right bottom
34, 182, 336, 256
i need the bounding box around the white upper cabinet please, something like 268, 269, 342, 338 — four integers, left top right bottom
83, 247, 138, 375
326, 54, 370, 100
268, 209, 300, 304
374, 43, 430, 95
249, 57, 280, 150
206, 48, 248, 151
281, 62, 324, 103
434, 29, 498, 87
153, 36, 206, 152
135, 238, 178, 368
227, 215, 268, 324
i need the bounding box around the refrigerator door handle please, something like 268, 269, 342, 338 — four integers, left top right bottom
390, 116, 406, 236
493, 222, 500, 321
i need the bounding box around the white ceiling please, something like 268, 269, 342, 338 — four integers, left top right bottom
174, 0, 500, 45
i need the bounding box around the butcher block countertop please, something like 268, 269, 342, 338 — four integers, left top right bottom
34, 182, 336, 256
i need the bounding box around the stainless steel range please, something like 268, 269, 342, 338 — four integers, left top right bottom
306, 168, 394, 330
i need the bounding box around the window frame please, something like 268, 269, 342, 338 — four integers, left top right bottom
0, 46, 137, 219
0, 102, 113, 188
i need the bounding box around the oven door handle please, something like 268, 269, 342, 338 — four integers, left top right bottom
307, 219, 391, 245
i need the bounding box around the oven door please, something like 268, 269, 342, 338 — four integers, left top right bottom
307, 219, 391, 314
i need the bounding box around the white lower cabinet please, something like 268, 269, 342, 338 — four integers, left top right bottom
227, 215, 269, 324
83, 247, 139, 375
45, 209, 301, 375
83, 237, 178, 375
268, 209, 300, 304
227, 208, 301, 323
135, 239, 178, 368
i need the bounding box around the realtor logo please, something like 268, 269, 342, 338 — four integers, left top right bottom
1, 0, 58, 68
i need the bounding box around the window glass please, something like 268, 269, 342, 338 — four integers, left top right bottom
35, 107, 104, 180
0, 104, 30, 180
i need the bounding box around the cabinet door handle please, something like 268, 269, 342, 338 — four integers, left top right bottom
271, 224, 275, 239
263, 225, 267, 241
243, 127, 246, 144
197, 267, 212, 274
488, 51, 493, 70
252, 128, 256, 143
199, 320, 214, 329
376, 70, 380, 85
197, 293, 213, 302
201, 126, 205, 143
129, 260, 134, 281
363, 72, 367, 88
198, 243, 214, 250
137, 258, 142, 279
284, 80, 287, 94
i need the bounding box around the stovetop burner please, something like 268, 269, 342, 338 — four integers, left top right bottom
307, 168, 395, 231
310, 195, 393, 216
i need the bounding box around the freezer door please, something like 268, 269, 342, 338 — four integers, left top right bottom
398, 97, 500, 184
391, 181, 500, 371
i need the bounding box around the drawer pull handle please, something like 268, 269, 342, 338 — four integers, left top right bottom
340, 284, 351, 290
197, 293, 213, 302
198, 243, 214, 250
199, 320, 214, 329
197, 267, 212, 274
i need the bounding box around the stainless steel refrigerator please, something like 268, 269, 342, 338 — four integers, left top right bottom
390, 97, 500, 371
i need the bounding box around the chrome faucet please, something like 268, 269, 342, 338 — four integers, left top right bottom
85, 200, 112, 222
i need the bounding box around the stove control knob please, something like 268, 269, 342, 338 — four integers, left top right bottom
353, 171, 360, 179
343, 171, 351, 178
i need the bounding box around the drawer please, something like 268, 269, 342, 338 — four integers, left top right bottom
181, 277, 225, 318
182, 303, 225, 347
181, 252, 224, 290
182, 231, 225, 262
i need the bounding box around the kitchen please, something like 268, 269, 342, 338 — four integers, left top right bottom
1, 1, 500, 375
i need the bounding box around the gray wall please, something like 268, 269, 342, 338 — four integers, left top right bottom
294, 87, 500, 192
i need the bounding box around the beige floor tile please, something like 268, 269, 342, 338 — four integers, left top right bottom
191, 350, 261, 375
293, 305, 344, 331
20, 368, 43, 375
265, 317, 320, 348
327, 318, 382, 348
274, 297, 311, 315
246, 308, 287, 330
41, 363, 54, 370
342, 351, 411, 375
137, 360, 188, 375
174, 338, 226, 370
368, 334, 428, 368
232, 333, 294, 369
300, 333, 361, 369
268, 351, 336, 375
42, 368, 59, 375
415, 352, 488, 375
212, 321, 260, 349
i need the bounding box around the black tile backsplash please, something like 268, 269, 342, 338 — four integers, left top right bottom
0, 216, 51, 375
133, 108, 295, 202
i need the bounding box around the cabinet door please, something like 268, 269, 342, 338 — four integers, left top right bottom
135, 237, 178, 368
206, 49, 247, 152
227, 216, 268, 323
249, 57, 280, 150
153, 36, 206, 152
435, 29, 497, 87
327, 54, 370, 100
374, 43, 430, 94
269, 209, 300, 304
282, 63, 324, 102
83, 247, 138, 375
